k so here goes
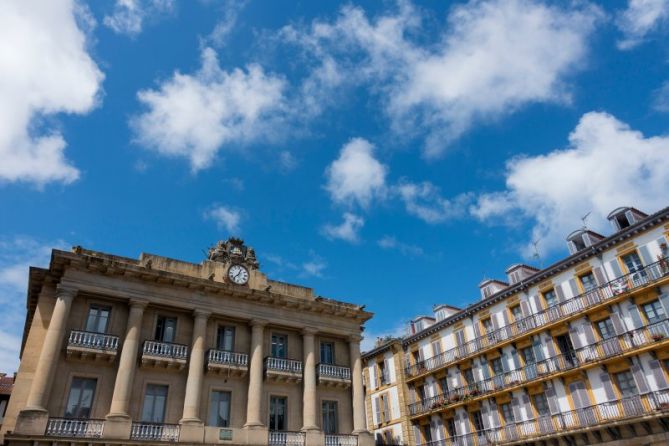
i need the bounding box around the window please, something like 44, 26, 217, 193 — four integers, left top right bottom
614, 370, 637, 398
421, 424, 432, 443
491, 358, 504, 375
622, 252, 644, 274
208, 391, 231, 427
445, 418, 456, 438
579, 272, 597, 292
471, 410, 484, 432
543, 289, 558, 308
463, 368, 474, 385
642, 300, 665, 323
500, 402, 514, 424
322, 400, 338, 434
521, 346, 536, 365
510, 305, 523, 322
596, 318, 615, 340
439, 376, 449, 394
271, 334, 287, 358
141, 384, 168, 423
64, 377, 96, 418
481, 318, 494, 334
217, 326, 235, 351
155, 316, 176, 343
320, 342, 334, 365
378, 360, 388, 384
269, 396, 287, 431
85, 306, 110, 333
533, 393, 550, 417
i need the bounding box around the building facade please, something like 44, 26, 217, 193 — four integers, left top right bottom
0, 373, 14, 430
1, 238, 373, 446
363, 206, 669, 446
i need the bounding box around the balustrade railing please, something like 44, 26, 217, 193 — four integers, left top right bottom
208, 349, 248, 367
408, 318, 669, 416
68, 330, 119, 351
325, 433, 358, 446
318, 363, 352, 380
268, 430, 305, 446
45, 418, 104, 438
142, 340, 188, 359
130, 422, 180, 442
406, 258, 669, 378
265, 357, 303, 374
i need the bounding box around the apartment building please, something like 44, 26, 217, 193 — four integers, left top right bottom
363, 206, 669, 445
1, 238, 373, 446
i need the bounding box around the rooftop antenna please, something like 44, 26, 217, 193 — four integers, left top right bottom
581, 211, 592, 230
531, 239, 543, 269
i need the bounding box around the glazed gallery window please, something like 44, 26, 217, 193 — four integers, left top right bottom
141, 384, 168, 423
64, 377, 97, 419
614, 370, 637, 398
543, 289, 558, 308
217, 326, 235, 351
85, 305, 110, 333
642, 300, 665, 323
208, 391, 231, 427
320, 342, 334, 365
271, 334, 287, 358
155, 316, 176, 343
269, 396, 287, 431
322, 400, 338, 434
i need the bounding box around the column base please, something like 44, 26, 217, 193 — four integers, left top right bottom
179, 421, 205, 443
243, 425, 268, 444
355, 431, 374, 446
304, 429, 324, 446
301, 425, 320, 431
15, 409, 49, 436
102, 415, 131, 439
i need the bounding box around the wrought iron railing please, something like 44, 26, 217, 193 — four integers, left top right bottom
142, 340, 188, 359
268, 430, 305, 446
130, 422, 180, 442
318, 363, 352, 380
68, 330, 119, 351
408, 318, 669, 416
208, 349, 248, 367
325, 433, 358, 446
265, 357, 303, 374
45, 418, 104, 438
406, 258, 669, 378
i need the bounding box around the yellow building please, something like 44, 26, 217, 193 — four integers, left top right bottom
363, 206, 669, 446
1, 238, 373, 446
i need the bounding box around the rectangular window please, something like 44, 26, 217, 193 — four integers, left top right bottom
642, 300, 665, 323
208, 391, 231, 427
510, 305, 523, 322
543, 289, 558, 308
271, 334, 287, 358
481, 318, 493, 334
533, 393, 550, 417
622, 252, 644, 273
85, 306, 110, 334
521, 346, 536, 365
471, 410, 484, 432
421, 424, 432, 443
217, 326, 235, 351
614, 370, 637, 398
579, 272, 597, 292
500, 402, 514, 424
491, 357, 504, 375
64, 377, 97, 419
269, 396, 287, 431
320, 342, 334, 365
322, 400, 338, 434
378, 360, 388, 384
596, 318, 615, 340
155, 316, 177, 343
439, 376, 449, 394
141, 384, 168, 423
463, 368, 474, 385
445, 418, 456, 438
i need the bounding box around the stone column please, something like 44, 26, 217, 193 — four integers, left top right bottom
244, 319, 267, 428
181, 309, 210, 424
107, 299, 147, 419
349, 335, 366, 434
25, 285, 76, 411
302, 327, 319, 431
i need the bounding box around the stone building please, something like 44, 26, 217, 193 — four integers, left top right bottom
1, 238, 373, 446
363, 206, 669, 445
0, 373, 14, 429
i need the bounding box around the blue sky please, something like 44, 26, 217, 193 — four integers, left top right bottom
2, 0, 669, 370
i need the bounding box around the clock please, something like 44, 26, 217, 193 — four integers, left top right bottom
228, 264, 249, 285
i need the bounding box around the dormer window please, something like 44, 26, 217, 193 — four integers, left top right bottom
607, 207, 648, 232
566, 229, 605, 254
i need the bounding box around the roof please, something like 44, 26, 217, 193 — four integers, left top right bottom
0, 374, 14, 395
607, 206, 648, 219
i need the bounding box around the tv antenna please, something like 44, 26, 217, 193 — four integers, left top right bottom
531, 239, 543, 268
581, 211, 592, 230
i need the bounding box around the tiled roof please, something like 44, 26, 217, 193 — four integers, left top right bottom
0, 374, 14, 395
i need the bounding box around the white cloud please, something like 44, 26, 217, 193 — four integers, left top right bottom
284, 0, 601, 157
324, 138, 387, 208
207, 0, 247, 47
396, 181, 473, 224
471, 111, 669, 256
103, 0, 175, 37
0, 0, 103, 186
132, 47, 287, 171
301, 257, 327, 278
322, 213, 365, 243
278, 150, 298, 172
204, 205, 242, 233
616, 0, 669, 49
377, 235, 424, 257
653, 81, 669, 112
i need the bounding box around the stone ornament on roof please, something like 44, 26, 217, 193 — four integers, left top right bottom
207, 237, 260, 270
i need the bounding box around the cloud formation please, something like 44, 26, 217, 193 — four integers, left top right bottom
396, 181, 473, 224
616, 0, 669, 49
0, 0, 103, 186
104, 0, 175, 37
322, 213, 365, 243
204, 205, 242, 233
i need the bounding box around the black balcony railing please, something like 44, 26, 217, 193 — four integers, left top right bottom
409, 318, 669, 416
406, 258, 669, 378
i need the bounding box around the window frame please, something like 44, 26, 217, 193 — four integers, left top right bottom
154, 316, 177, 343
84, 304, 111, 334
542, 289, 558, 308
320, 341, 335, 365
271, 333, 288, 359
64, 377, 97, 419
141, 383, 169, 423
269, 395, 288, 431
321, 400, 339, 434
216, 325, 235, 352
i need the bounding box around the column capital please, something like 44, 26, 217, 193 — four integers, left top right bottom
302, 327, 318, 336
250, 318, 268, 327
55, 284, 78, 299
129, 299, 149, 309
348, 334, 363, 343
193, 309, 211, 319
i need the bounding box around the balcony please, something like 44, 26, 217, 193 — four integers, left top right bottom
66, 330, 119, 362
206, 349, 249, 377
268, 431, 305, 446
140, 340, 188, 370
318, 363, 352, 388
45, 418, 105, 438
422, 390, 669, 446
409, 318, 669, 417
325, 434, 358, 446
130, 422, 180, 442
265, 357, 303, 383
406, 258, 669, 380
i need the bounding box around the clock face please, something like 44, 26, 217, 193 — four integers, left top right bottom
228, 264, 249, 285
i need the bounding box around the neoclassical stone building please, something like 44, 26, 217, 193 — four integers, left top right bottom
1, 238, 373, 446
